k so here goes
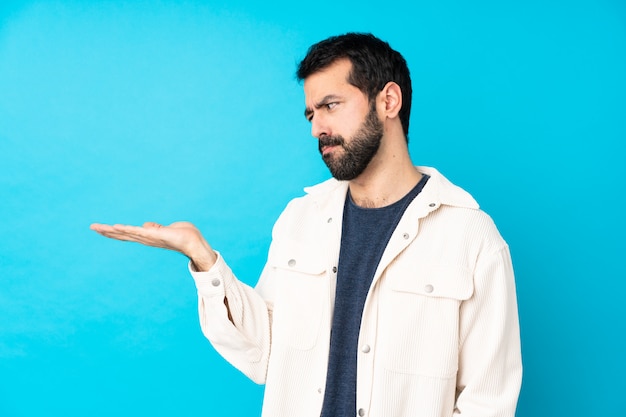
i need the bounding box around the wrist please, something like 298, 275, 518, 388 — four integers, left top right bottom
187, 241, 217, 272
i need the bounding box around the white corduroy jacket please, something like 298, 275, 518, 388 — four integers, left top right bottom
191, 167, 522, 417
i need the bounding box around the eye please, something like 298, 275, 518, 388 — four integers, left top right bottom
326, 102, 338, 110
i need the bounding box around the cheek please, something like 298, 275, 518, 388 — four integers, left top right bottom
335, 109, 367, 137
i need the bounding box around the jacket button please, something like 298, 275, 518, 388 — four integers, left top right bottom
288, 259, 296, 267
402, 232, 409, 239
327, 217, 333, 223
361, 344, 371, 353
429, 202, 436, 207
358, 408, 366, 416
332, 266, 337, 273
424, 284, 434, 293
211, 278, 221, 287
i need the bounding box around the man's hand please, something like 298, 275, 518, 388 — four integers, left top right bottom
90, 221, 217, 271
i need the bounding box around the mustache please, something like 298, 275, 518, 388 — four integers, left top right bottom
318, 135, 344, 153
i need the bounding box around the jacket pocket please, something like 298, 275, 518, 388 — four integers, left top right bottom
389, 264, 473, 299
267, 239, 328, 351
381, 263, 473, 378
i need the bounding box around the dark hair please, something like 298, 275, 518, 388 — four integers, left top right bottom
296, 32, 412, 141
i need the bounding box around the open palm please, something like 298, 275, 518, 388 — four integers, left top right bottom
90, 221, 216, 270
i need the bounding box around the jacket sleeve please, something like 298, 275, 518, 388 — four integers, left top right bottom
190, 253, 275, 384
454, 244, 523, 417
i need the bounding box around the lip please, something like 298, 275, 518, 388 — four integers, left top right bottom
321, 145, 337, 156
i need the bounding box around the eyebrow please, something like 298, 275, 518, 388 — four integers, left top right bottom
304, 94, 342, 120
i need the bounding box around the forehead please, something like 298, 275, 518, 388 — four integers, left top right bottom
303, 58, 356, 101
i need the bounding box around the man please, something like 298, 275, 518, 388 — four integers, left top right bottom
92, 33, 522, 417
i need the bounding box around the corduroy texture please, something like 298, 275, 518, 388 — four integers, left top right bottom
191, 167, 522, 417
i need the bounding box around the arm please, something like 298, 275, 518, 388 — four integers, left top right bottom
190, 254, 273, 383
90, 221, 273, 383
454, 245, 523, 417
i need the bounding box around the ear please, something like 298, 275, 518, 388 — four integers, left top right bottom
378, 81, 402, 119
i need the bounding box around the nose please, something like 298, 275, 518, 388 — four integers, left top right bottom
311, 114, 329, 139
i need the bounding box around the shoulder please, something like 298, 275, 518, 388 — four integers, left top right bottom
417, 167, 507, 253
418, 166, 479, 210
271, 177, 348, 239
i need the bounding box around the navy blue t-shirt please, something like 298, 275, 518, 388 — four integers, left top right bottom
320, 174, 429, 417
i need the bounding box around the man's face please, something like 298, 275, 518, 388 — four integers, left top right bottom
303, 59, 383, 181
317, 105, 383, 180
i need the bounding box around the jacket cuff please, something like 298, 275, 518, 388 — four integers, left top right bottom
189, 251, 232, 297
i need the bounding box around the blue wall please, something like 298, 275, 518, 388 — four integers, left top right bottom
1, 1, 624, 415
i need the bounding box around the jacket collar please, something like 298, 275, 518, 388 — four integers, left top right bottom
303, 166, 479, 211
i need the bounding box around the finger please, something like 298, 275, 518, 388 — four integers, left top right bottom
93, 224, 150, 240
95, 230, 164, 247
91, 222, 179, 250
90, 223, 111, 232
109, 224, 171, 245
91, 223, 141, 233
94, 228, 143, 241
143, 222, 162, 229
111, 224, 149, 233
91, 223, 127, 235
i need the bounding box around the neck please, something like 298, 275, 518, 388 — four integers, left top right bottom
348, 137, 421, 208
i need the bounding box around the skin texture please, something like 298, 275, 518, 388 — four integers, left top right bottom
316, 105, 384, 181
91, 58, 421, 269
304, 59, 422, 208
90, 221, 216, 271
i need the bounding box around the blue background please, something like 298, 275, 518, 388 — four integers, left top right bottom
1, 0, 624, 416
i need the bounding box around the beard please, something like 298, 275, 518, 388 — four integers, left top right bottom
318, 106, 384, 181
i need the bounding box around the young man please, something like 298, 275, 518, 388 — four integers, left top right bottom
92, 33, 522, 417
